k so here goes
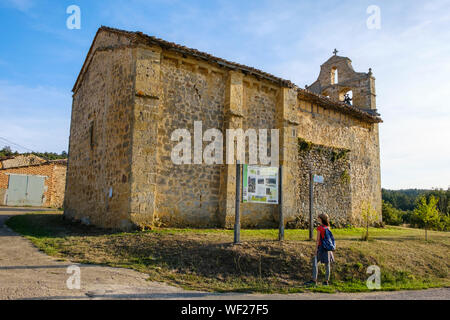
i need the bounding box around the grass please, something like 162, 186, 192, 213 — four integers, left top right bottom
6, 211, 450, 294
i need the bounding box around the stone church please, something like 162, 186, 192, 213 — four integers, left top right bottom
64, 26, 382, 230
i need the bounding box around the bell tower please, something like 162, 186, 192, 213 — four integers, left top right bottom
307, 50, 378, 114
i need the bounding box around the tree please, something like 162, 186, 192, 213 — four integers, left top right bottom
413, 195, 440, 241
0, 146, 16, 158
442, 214, 450, 232
361, 201, 380, 241
382, 200, 404, 225
0, 148, 68, 160
426, 188, 450, 216
382, 188, 428, 211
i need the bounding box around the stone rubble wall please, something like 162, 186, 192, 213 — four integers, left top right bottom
238, 80, 280, 228
64, 32, 136, 229
292, 140, 352, 228
129, 48, 300, 229
148, 51, 226, 227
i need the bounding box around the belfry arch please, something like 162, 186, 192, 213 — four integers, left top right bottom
307, 50, 378, 114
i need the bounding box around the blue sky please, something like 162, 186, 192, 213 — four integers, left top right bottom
0, 0, 449, 189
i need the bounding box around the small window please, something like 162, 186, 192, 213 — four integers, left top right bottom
331, 67, 338, 85
89, 122, 94, 149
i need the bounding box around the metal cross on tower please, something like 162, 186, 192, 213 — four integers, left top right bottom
333, 48, 338, 56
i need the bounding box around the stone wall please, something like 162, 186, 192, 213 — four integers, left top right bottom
127, 46, 162, 228
292, 139, 352, 227
50, 164, 67, 208
296, 100, 381, 224
238, 79, 280, 227
64, 31, 135, 229
127, 48, 301, 229
130, 48, 227, 228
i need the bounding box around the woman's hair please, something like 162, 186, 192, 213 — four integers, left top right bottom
318, 213, 330, 226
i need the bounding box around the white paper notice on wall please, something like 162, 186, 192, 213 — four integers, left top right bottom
313, 175, 324, 184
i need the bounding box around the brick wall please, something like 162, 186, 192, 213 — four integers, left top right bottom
0, 163, 66, 207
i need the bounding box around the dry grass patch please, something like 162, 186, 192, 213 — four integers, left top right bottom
6, 212, 450, 293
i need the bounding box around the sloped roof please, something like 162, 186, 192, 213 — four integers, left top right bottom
74, 26, 382, 123
0, 154, 46, 169
0, 158, 67, 171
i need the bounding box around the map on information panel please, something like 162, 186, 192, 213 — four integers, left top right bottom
242, 165, 279, 204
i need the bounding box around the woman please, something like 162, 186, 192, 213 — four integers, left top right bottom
307, 213, 335, 286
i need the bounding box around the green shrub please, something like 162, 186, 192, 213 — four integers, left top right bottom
297, 138, 313, 152
437, 214, 450, 232
382, 201, 404, 226
413, 195, 441, 240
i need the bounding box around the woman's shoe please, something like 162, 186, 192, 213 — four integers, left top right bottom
304, 280, 317, 287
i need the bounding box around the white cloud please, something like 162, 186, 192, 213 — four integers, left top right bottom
2, 0, 34, 12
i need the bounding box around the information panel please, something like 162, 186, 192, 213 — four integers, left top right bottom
242, 165, 279, 204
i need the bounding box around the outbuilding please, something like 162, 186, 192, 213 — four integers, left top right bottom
0, 155, 67, 208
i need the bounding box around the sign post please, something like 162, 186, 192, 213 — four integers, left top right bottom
234, 161, 241, 245
278, 165, 284, 241
309, 173, 324, 240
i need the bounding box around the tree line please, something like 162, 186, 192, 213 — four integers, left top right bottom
0, 146, 68, 161
382, 188, 450, 232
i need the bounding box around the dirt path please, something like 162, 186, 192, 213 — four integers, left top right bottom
0, 207, 448, 300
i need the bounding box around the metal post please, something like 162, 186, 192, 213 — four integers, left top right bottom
278, 165, 284, 241
309, 171, 314, 240
234, 161, 241, 244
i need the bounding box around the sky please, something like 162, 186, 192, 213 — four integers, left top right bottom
0, 0, 449, 189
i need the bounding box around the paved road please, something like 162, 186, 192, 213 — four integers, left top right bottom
0, 207, 448, 300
